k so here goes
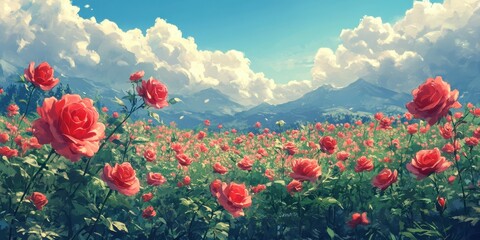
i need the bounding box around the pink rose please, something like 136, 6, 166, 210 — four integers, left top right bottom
406, 148, 452, 180
137, 77, 168, 109
406, 76, 461, 125
101, 163, 140, 196
32, 95, 105, 162
24, 61, 59, 91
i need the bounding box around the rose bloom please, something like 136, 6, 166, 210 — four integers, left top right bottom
0, 133, 9, 144
137, 77, 168, 109
24, 61, 59, 91
146, 172, 167, 186
448, 175, 456, 184
465, 137, 479, 147
237, 156, 254, 171
287, 180, 303, 195
470, 108, 480, 117
142, 206, 156, 219
474, 127, 480, 139
101, 106, 109, 112
439, 122, 454, 139
213, 162, 229, 174
142, 192, 154, 202
290, 158, 322, 182
251, 184, 267, 194
26, 192, 48, 210
264, 169, 275, 181
129, 70, 145, 82
204, 119, 210, 127
406, 76, 462, 125
143, 149, 157, 162
372, 168, 398, 190
197, 131, 207, 140
407, 123, 418, 135
0, 146, 19, 158
176, 153, 193, 166
354, 156, 374, 173
335, 161, 346, 172
101, 163, 140, 196
406, 148, 452, 180
112, 112, 119, 118
336, 151, 350, 161
210, 179, 222, 197
183, 176, 191, 185
32, 94, 105, 162
216, 182, 252, 218
254, 122, 261, 128
7, 104, 19, 117
319, 136, 337, 155
347, 212, 369, 228
283, 142, 298, 155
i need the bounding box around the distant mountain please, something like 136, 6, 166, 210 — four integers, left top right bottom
225, 79, 411, 129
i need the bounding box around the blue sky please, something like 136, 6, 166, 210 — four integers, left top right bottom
71, 0, 443, 84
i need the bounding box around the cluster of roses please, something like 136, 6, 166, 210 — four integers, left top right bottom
15, 62, 169, 215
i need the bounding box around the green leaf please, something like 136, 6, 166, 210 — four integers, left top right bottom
326, 227, 335, 239
113, 96, 126, 107
112, 221, 128, 232
168, 97, 182, 104
132, 137, 150, 144
149, 112, 161, 123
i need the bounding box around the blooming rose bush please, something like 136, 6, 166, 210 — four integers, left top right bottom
1, 72, 479, 239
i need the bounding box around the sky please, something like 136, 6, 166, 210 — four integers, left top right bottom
71, 0, 443, 84
1, 0, 479, 106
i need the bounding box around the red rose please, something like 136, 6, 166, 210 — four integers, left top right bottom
0, 133, 9, 143
101, 163, 140, 196
286, 180, 303, 195
183, 176, 191, 185
216, 182, 252, 218
406, 148, 452, 180
436, 197, 446, 212
213, 162, 228, 174
137, 77, 168, 109
439, 122, 454, 139
354, 156, 374, 173
24, 62, 59, 91
32, 94, 105, 162
146, 172, 167, 186
142, 192, 154, 202
290, 158, 322, 182
283, 142, 298, 155
251, 184, 266, 194
347, 212, 369, 228
142, 206, 156, 219
7, 104, 19, 117
197, 131, 207, 140
336, 151, 350, 161
319, 136, 337, 155
407, 123, 418, 135
264, 169, 275, 181
372, 168, 398, 190
176, 153, 192, 166
465, 137, 479, 147
406, 76, 462, 125
210, 179, 222, 197
143, 149, 157, 162
26, 192, 48, 210
335, 161, 346, 172
237, 156, 254, 171
129, 70, 145, 82
0, 146, 18, 158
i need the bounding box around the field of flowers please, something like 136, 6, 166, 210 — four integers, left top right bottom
0, 62, 479, 239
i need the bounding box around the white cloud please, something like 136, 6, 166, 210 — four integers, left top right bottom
311, 0, 480, 94
0, 0, 307, 105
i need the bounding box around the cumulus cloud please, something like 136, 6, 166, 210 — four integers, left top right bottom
312, 0, 480, 96
0, 0, 311, 105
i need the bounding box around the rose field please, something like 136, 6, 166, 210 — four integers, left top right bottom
1, 62, 480, 240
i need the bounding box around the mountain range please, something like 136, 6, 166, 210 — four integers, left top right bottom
0, 59, 474, 130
